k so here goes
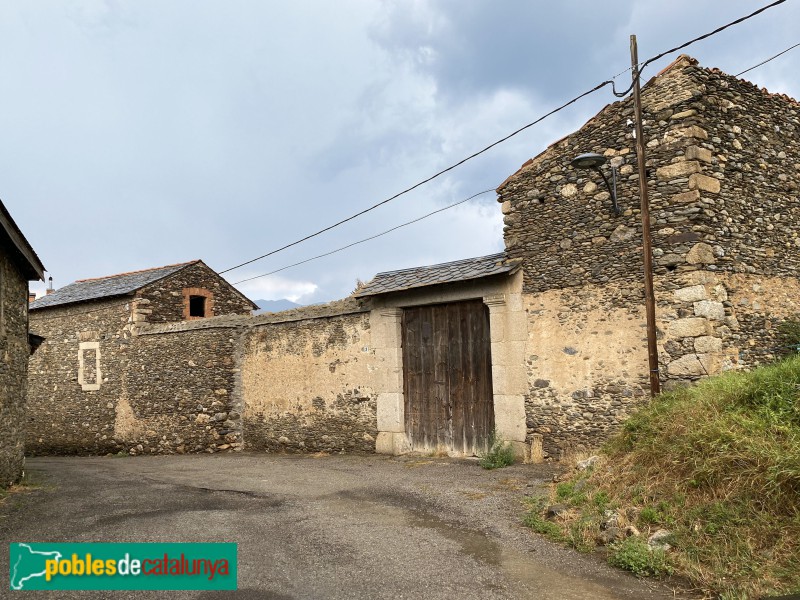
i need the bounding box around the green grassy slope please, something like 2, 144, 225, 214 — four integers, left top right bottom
525, 355, 800, 599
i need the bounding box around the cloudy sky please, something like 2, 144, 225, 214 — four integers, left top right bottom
4, 1, 798, 304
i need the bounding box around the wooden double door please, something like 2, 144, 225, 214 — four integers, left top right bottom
401, 299, 494, 456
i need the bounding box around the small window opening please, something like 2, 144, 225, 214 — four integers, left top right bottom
189, 295, 207, 317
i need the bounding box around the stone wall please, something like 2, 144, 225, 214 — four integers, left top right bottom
22, 56, 799, 461
28, 295, 378, 456
499, 55, 800, 457
125, 324, 242, 454
27, 298, 130, 455
242, 301, 377, 453
522, 283, 650, 457
0, 252, 31, 485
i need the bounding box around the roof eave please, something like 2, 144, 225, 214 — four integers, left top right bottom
0, 201, 45, 280
354, 262, 520, 298
29, 291, 134, 312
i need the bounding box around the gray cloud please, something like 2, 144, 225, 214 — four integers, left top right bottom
2, 1, 797, 303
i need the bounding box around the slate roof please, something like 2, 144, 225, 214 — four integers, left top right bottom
353, 253, 518, 297
30, 261, 199, 310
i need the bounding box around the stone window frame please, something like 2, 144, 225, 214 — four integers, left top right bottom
183, 287, 214, 320
78, 341, 102, 391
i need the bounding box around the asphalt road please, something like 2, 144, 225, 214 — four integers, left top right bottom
1, 454, 685, 599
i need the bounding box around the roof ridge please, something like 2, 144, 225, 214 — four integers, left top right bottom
74, 260, 200, 283
655, 54, 698, 77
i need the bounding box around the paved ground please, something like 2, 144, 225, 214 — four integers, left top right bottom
1, 454, 687, 599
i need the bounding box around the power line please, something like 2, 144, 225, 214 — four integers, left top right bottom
220, 0, 790, 275
233, 189, 496, 285
218, 79, 612, 274
611, 0, 790, 98
230, 34, 800, 288
735, 41, 800, 77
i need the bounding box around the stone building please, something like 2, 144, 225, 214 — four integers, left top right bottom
27, 260, 257, 455
0, 200, 45, 485
494, 54, 799, 456
25, 55, 800, 459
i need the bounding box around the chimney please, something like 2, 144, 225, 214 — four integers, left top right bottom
28, 292, 36, 303
46, 276, 54, 295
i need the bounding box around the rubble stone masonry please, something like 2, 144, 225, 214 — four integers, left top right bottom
28, 292, 376, 456
0, 253, 31, 484
27, 298, 129, 454
136, 261, 255, 323
242, 303, 377, 454
497, 56, 800, 456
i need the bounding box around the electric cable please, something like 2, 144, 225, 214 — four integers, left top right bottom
735, 41, 800, 77
233, 188, 496, 285
220, 0, 789, 276
611, 0, 789, 97
231, 32, 800, 288
217, 78, 612, 274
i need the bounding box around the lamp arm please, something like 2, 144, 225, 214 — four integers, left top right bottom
593, 166, 621, 215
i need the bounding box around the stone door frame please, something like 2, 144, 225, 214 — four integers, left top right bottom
372, 271, 528, 457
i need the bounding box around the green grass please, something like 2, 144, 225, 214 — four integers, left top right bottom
608, 537, 673, 578
522, 497, 566, 541
523, 355, 800, 599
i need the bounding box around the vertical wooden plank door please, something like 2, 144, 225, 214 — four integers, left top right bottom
402, 299, 494, 456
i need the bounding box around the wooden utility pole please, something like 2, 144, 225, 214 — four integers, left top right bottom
630, 35, 661, 397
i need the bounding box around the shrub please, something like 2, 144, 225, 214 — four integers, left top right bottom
522, 499, 565, 541
479, 431, 516, 469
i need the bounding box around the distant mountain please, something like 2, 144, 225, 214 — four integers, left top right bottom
253, 299, 302, 314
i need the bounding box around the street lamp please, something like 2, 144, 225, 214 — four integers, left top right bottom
570, 153, 621, 215
567, 36, 661, 398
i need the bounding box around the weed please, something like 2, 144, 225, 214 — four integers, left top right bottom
479, 431, 515, 470
777, 315, 800, 356
639, 507, 660, 524
608, 537, 673, 578
566, 517, 596, 553
522, 497, 566, 541
555, 481, 588, 506
592, 491, 610, 511
522, 510, 565, 540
